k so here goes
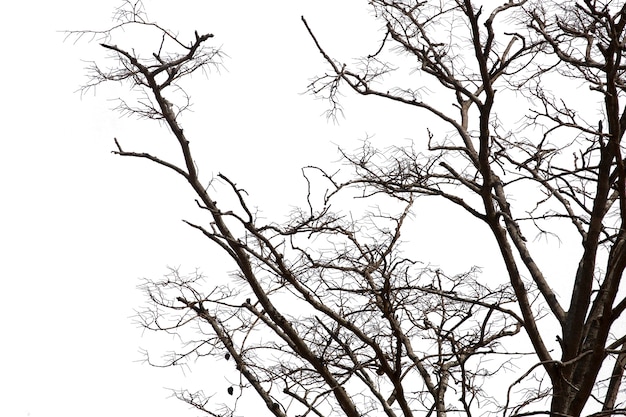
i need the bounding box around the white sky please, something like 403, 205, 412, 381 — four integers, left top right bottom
0, 1, 583, 416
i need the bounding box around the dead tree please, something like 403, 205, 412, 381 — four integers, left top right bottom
304, 0, 626, 416
72, 1, 626, 417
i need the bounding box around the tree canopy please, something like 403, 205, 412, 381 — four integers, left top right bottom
74, 1, 626, 416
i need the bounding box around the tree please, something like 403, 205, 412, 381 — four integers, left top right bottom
72, 1, 626, 416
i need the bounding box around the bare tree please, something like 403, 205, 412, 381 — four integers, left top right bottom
304, 0, 626, 416
73, 1, 626, 417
